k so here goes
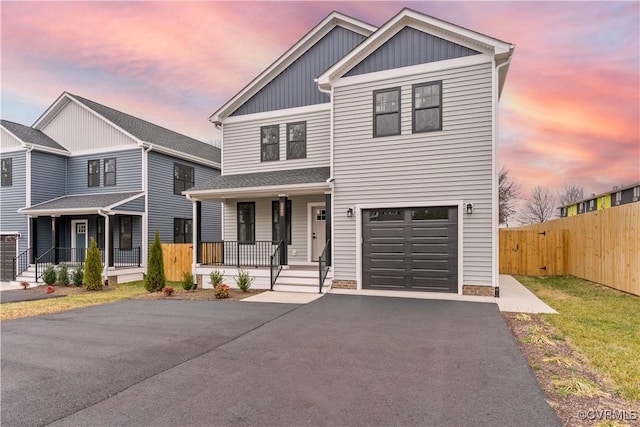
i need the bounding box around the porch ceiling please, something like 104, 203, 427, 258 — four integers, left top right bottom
19, 192, 144, 217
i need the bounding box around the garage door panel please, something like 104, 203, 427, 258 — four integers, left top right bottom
367, 274, 406, 289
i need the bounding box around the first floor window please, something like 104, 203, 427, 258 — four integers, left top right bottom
1, 158, 12, 186
119, 216, 132, 250
237, 202, 255, 242
88, 159, 100, 187
413, 81, 442, 133
261, 125, 279, 161
373, 88, 400, 137
96, 217, 105, 248
174, 218, 193, 243
272, 200, 292, 243
174, 163, 194, 194
287, 122, 306, 159
104, 158, 116, 186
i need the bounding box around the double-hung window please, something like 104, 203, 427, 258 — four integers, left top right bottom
261, 125, 279, 161
104, 158, 116, 186
271, 200, 292, 243
413, 81, 442, 132
119, 216, 132, 250
88, 160, 100, 187
373, 88, 400, 137
1, 158, 12, 186
174, 163, 194, 195
237, 202, 255, 242
287, 122, 306, 160
173, 218, 193, 243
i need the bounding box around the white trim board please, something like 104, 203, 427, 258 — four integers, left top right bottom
222, 104, 330, 125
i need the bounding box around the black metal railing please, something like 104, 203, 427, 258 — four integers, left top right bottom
200, 241, 279, 267
35, 247, 141, 282
35, 247, 56, 282
318, 239, 331, 294
270, 240, 284, 290
111, 247, 141, 267
13, 247, 31, 280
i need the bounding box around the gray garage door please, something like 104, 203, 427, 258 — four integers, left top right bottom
1, 235, 17, 281
363, 207, 458, 292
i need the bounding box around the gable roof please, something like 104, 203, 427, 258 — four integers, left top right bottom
209, 11, 376, 124
316, 8, 515, 96
0, 120, 69, 154
33, 92, 220, 167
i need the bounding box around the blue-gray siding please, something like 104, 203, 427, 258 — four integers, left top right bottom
31, 151, 67, 205
346, 27, 480, 77
147, 151, 221, 246
116, 197, 145, 212
0, 151, 29, 253
231, 26, 366, 116
66, 149, 142, 195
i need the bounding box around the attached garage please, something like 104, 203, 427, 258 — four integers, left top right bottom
0, 234, 17, 282
362, 206, 458, 292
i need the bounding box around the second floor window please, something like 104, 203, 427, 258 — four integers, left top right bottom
261, 125, 279, 161
174, 163, 194, 195
119, 216, 132, 250
88, 160, 100, 187
287, 122, 306, 160
174, 218, 193, 243
237, 202, 255, 242
413, 81, 442, 132
374, 88, 400, 137
1, 158, 12, 186
104, 158, 116, 186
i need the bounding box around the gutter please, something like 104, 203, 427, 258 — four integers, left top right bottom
316, 81, 334, 184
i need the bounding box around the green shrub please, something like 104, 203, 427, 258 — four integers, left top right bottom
57, 263, 70, 286
213, 284, 230, 299
235, 268, 254, 292
182, 271, 195, 291
145, 230, 165, 292
84, 238, 104, 291
209, 268, 224, 288
71, 268, 84, 287
42, 266, 57, 285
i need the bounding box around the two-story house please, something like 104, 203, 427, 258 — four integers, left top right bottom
0, 92, 221, 285
559, 182, 640, 217
185, 9, 514, 296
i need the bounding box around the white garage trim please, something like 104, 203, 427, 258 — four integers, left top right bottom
355, 200, 464, 294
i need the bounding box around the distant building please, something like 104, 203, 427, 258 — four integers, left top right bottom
559, 182, 640, 217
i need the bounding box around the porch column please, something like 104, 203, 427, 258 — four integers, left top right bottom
30, 217, 37, 264
196, 201, 202, 264
51, 216, 58, 264
105, 215, 112, 269
278, 195, 288, 266
325, 193, 332, 267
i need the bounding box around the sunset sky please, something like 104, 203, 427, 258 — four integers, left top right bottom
1, 1, 638, 199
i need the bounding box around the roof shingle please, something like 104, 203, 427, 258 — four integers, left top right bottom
188, 167, 330, 192
1, 120, 68, 152
21, 192, 143, 212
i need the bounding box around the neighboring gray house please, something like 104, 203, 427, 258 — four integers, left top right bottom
184, 9, 514, 296
0, 92, 221, 284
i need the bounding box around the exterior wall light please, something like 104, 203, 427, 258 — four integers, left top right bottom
346, 208, 354, 218
465, 203, 473, 214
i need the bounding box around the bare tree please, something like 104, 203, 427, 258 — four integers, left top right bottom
519, 186, 556, 224
498, 166, 521, 225
557, 182, 585, 206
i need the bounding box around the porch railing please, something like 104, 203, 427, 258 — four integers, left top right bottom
270, 240, 284, 291
200, 241, 279, 268
35, 247, 141, 282
111, 247, 141, 267
13, 247, 31, 281
35, 247, 56, 282
318, 239, 331, 294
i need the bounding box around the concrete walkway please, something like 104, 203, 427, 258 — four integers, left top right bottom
496, 275, 557, 314
241, 290, 324, 304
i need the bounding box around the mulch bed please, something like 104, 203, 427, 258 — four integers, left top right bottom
502, 312, 639, 426
132, 288, 265, 302
16, 284, 115, 295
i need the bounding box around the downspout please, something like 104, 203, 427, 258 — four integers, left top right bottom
492, 52, 513, 298
141, 144, 153, 271
97, 209, 109, 285
24, 144, 34, 257
317, 82, 335, 276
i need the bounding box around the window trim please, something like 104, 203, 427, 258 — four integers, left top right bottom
412, 81, 443, 133
373, 87, 401, 138
119, 216, 132, 251
271, 200, 292, 243
260, 125, 280, 162
173, 163, 195, 195
173, 218, 193, 244
1, 158, 12, 187
237, 202, 256, 243
88, 159, 100, 187
104, 158, 116, 186
286, 122, 307, 160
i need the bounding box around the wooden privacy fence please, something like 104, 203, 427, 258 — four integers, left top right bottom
499, 229, 568, 276
500, 202, 639, 296
161, 243, 193, 282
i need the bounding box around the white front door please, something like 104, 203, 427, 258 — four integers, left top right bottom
311, 206, 326, 261
71, 220, 88, 263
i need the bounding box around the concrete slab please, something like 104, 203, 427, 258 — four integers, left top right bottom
497, 275, 558, 314
241, 290, 324, 304
330, 287, 496, 304
0, 282, 21, 291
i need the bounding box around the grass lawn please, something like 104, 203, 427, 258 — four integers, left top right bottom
517, 275, 640, 402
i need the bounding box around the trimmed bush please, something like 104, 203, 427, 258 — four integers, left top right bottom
213, 284, 230, 299
145, 230, 165, 292
235, 268, 254, 292
45, 286, 55, 294
182, 271, 195, 291
20, 281, 30, 290
84, 238, 104, 291
57, 263, 70, 286
162, 287, 175, 297
42, 266, 57, 285
209, 269, 224, 288
71, 268, 84, 287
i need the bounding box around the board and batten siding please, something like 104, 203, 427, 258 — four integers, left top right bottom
222, 194, 325, 263
40, 100, 135, 151
147, 151, 221, 246
31, 151, 67, 205
332, 60, 495, 285
0, 150, 29, 253
66, 149, 142, 195
223, 107, 330, 175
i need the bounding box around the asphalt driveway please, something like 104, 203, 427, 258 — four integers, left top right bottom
1, 295, 559, 427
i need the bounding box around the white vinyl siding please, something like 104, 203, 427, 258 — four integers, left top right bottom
332, 60, 495, 285
223, 108, 330, 175
1, 127, 23, 149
